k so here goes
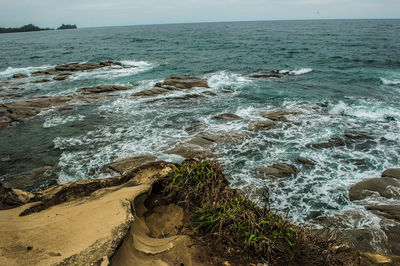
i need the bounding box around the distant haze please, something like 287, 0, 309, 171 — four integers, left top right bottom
1, 0, 399, 28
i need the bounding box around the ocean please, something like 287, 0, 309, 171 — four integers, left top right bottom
1, 19, 399, 230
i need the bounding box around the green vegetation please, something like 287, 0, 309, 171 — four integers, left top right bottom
57, 24, 77, 30
163, 160, 340, 265
0, 24, 52, 34
0, 24, 77, 34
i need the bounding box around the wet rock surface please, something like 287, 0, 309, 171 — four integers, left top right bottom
132, 76, 209, 98
382, 168, 400, 179
12, 73, 28, 79
310, 137, 346, 149
257, 163, 300, 178
55, 61, 124, 72
296, 157, 316, 166
348, 176, 400, 201
101, 155, 157, 176
259, 110, 300, 122
212, 113, 242, 121
249, 71, 290, 79
1, 166, 56, 192
79, 85, 131, 94
248, 121, 277, 131
348, 169, 400, 256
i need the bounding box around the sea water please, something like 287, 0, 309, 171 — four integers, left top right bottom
0, 20, 399, 228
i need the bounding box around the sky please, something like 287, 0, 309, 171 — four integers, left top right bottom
0, 0, 399, 28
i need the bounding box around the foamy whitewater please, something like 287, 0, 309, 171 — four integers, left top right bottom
1, 20, 399, 240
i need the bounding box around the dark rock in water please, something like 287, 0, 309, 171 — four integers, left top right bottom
55, 63, 102, 72
202, 91, 217, 96
53, 73, 71, 81
0, 183, 35, 210
211, 113, 242, 121
184, 122, 206, 134
259, 110, 300, 122
382, 168, 400, 179
249, 71, 289, 79
343, 133, 372, 141
79, 85, 131, 94
101, 155, 157, 176
257, 163, 300, 178
12, 73, 28, 79
162, 76, 209, 89
0, 94, 105, 128
348, 177, 400, 201
348, 159, 366, 166
100, 60, 123, 67
133, 76, 209, 98
32, 78, 51, 83
55, 61, 123, 72
2, 166, 56, 192
145, 93, 204, 103
0, 93, 23, 100
248, 121, 277, 131
366, 205, 400, 223
310, 138, 346, 149
188, 135, 217, 147
296, 157, 316, 166
165, 145, 211, 159
132, 88, 171, 97
31, 69, 59, 76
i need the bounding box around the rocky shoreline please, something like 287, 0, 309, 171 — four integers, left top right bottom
1, 158, 399, 265
1, 61, 400, 264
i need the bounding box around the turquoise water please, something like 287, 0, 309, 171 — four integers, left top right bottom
0, 20, 399, 227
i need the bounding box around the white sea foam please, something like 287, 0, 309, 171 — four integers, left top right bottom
279, 68, 313, 75
43, 114, 85, 128
206, 71, 252, 91
0, 64, 55, 77
329, 100, 400, 121
380, 77, 400, 86
69, 60, 155, 80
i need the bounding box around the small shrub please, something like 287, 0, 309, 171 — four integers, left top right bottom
163, 160, 340, 265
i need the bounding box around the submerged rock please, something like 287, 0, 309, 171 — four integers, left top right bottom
248, 121, 277, 131
310, 138, 346, 149
212, 113, 242, 121
257, 163, 300, 178
145, 93, 204, 103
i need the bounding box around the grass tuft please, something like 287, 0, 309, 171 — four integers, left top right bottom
163, 160, 340, 265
